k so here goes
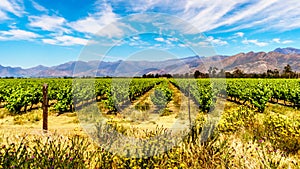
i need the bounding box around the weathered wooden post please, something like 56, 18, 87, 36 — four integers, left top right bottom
188, 83, 191, 129
42, 83, 48, 132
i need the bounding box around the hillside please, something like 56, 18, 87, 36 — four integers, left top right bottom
0, 47, 299, 77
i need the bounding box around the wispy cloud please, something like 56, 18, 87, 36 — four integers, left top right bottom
110, 0, 183, 13
153, 37, 175, 46
0, 10, 9, 20
0, 0, 25, 17
68, 3, 121, 37
154, 37, 164, 42
215, 0, 278, 30
272, 38, 281, 43
182, 0, 248, 32
282, 40, 293, 44
272, 38, 293, 44
0, 29, 40, 41
42, 35, 89, 46
234, 32, 244, 38
207, 36, 228, 46
216, 0, 300, 33
28, 15, 70, 33
127, 36, 150, 47
1, 0, 299, 49
242, 39, 268, 47
110, 0, 300, 33
31, 0, 48, 12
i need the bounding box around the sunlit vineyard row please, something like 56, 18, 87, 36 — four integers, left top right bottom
0, 78, 299, 114
0, 78, 161, 113
172, 78, 300, 113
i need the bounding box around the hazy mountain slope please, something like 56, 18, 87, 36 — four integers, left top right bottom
0, 47, 299, 77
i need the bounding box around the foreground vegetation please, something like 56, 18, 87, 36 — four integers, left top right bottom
0, 101, 300, 168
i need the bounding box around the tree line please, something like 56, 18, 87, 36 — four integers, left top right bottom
191, 64, 299, 78
141, 64, 299, 79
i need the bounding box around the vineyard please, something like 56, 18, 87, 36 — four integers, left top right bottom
0, 78, 161, 114
1, 78, 300, 114
1, 78, 300, 168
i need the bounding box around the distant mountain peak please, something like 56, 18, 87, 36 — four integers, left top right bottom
31, 65, 49, 69
273, 47, 300, 54
184, 55, 201, 59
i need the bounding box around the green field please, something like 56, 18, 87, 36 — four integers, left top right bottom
1, 78, 300, 168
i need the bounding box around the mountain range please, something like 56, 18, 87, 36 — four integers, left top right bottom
1, 47, 300, 77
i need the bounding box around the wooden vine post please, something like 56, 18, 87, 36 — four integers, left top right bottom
188, 83, 191, 129
42, 83, 48, 132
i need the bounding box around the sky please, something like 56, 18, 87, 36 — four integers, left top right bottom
0, 0, 300, 68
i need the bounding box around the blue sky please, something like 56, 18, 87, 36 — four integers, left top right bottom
0, 0, 300, 68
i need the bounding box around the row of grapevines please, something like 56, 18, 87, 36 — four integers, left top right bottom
102, 79, 161, 112
0, 78, 162, 114
68, 78, 162, 113
0, 79, 74, 113
171, 78, 300, 113
151, 80, 173, 110
170, 79, 225, 113
226, 79, 300, 112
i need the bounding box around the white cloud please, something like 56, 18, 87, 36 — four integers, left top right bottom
0, 10, 8, 20
92, 0, 300, 34
242, 39, 268, 47
182, 0, 250, 32
272, 38, 281, 43
282, 40, 293, 44
167, 37, 179, 42
69, 16, 104, 34
8, 22, 17, 29
207, 36, 228, 46
178, 44, 188, 47
272, 38, 293, 44
125, 0, 300, 33
0, 29, 40, 41
42, 35, 89, 46
68, 3, 123, 37
216, 0, 300, 33
42, 39, 57, 45
31, 0, 48, 12
29, 15, 70, 33
235, 32, 244, 38
215, 1, 278, 28
153, 37, 174, 45
97, 22, 135, 38
127, 39, 150, 47
112, 0, 182, 13
0, 0, 24, 17
132, 36, 140, 40
154, 37, 164, 42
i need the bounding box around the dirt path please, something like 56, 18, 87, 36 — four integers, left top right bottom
113, 80, 200, 132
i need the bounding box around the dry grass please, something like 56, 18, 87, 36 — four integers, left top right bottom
0, 108, 82, 137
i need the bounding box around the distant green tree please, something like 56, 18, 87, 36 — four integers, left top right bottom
184, 73, 189, 78
194, 70, 201, 78
284, 64, 292, 73
273, 69, 280, 78
208, 66, 218, 77
218, 69, 225, 78
233, 67, 244, 78
283, 64, 293, 78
